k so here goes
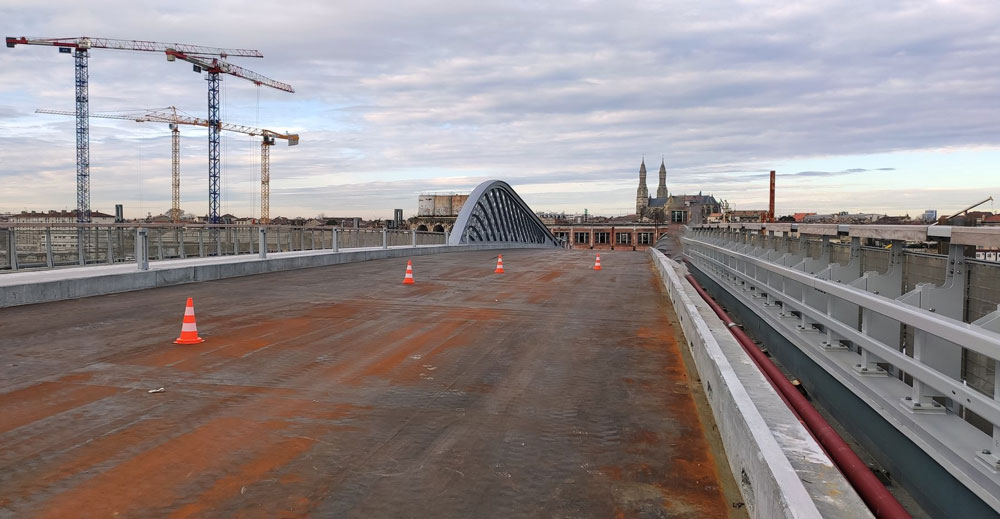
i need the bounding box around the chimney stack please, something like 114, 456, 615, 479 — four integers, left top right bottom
768, 170, 776, 223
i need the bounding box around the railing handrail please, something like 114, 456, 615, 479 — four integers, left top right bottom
0, 224, 449, 273
682, 227, 1000, 513
691, 222, 1000, 248
0, 221, 445, 233
683, 236, 1000, 358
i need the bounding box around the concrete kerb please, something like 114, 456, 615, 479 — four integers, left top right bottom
648, 248, 872, 519
0, 243, 549, 308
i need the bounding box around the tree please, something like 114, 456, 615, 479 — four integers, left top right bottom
650, 207, 666, 224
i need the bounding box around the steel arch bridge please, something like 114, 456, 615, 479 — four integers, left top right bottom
448, 180, 558, 247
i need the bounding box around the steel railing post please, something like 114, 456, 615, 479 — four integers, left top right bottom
136, 228, 149, 270
8, 228, 18, 271
333, 228, 339, 252
198, 228, 205, 257
156, 228, 164, 260
215, 227, 222, 257
106, 227, 114, 264
77, 227, 85, 265
412, 229, 417, 247
259, 227, 267, 259
382, 228, 388, 249
45, 227, 53, 268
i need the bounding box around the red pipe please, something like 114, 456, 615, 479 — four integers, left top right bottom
684, 273, 911, 519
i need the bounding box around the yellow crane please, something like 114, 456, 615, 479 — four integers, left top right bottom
36, 107, 298, 223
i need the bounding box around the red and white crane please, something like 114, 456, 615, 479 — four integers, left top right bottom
36, 107, 299, 223
6, 36, 293, 223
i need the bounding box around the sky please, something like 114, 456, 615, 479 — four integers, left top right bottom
1, 0, 998, 220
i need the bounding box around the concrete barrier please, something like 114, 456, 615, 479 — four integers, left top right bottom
648, 248, 872, 519
0, 243, 548, 308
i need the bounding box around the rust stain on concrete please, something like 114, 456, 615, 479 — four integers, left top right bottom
0, 250, 743, 518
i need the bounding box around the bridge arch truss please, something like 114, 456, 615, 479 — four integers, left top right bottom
448, 180, 558, 247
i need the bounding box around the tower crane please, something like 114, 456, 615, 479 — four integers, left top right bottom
163, 49, 294, 223
5, 36, 263, 222
36, 107, 299, 224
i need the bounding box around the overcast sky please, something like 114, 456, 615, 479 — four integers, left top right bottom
1, 0, 998, 219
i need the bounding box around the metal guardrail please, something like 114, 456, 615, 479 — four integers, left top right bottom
683, 225, 1000, 512
0, 223, 447, 272
694, 222, 1000, 249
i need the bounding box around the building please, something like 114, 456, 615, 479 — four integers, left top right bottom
9, 210, 117, 254
727, 209, 769, 223
634, 158, 721, 224
11, 209, 116, 225
411, 193, 469, 232
802, 212, 884, 224
548, 223, 670, 251
923, 209, 938, 223
417, 194, 469, 217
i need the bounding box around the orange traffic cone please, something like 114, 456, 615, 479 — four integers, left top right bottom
403, 260, 415, 285
174, 297, 205, 344
494, 254, 505, 274
593, 254, 602, 271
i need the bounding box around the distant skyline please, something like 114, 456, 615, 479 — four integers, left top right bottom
1, 1, 998, 219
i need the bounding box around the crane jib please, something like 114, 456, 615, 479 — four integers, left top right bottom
5, 36, 263, 57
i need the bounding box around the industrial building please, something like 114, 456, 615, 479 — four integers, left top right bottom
411, 193, 469, 232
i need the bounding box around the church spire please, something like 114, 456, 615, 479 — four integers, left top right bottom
636, 157, 649, 214
656, 157, 667, 198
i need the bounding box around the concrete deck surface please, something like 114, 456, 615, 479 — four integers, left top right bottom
0, 249, 742, 518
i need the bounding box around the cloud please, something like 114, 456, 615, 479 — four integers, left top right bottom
1, 0, 999, 218
784, 167, 896, 178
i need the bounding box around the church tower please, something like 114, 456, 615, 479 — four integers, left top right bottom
656, 158, 668, 198
636, 158, 649, 214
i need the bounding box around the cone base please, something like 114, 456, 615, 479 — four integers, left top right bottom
403, 279, 415, 285
494, 269, 504, 274
593, 266, 601, 270
174, 336, 204, 345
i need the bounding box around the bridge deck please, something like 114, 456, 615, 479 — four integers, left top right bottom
0, 249, 742, 518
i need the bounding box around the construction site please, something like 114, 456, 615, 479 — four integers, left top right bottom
4, 25, 1000, 519
5, 36, 297, 226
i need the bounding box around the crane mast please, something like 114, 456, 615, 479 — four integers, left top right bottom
75, 47, 89, 222
261, 136, 272, 223
170, 121, 181, 221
